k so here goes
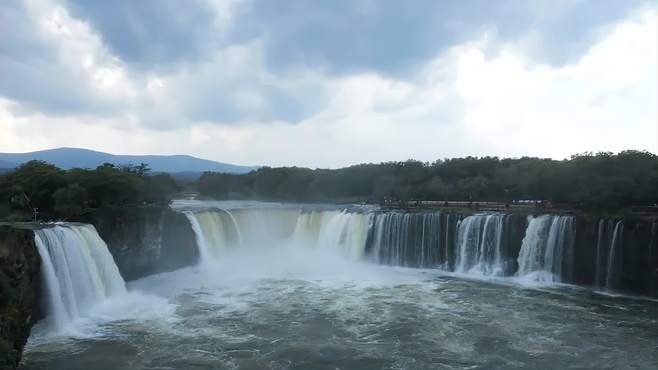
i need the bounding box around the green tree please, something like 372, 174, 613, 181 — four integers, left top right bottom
53, 183, 89, 218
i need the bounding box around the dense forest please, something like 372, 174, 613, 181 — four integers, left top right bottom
0, 161, 179, 221
198, 151, 658, 211
0, 151, 656, 221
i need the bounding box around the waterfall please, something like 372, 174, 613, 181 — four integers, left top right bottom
455, 214, 507, 276
184, 209, 371, 262
34, 224, 126, 329
183, 210, 242, 263
174, 202, 658, 296
230, 209, 300, 242
292, 210, 371, 260
516, 215, 576, 282
593, 220, 625, 290
605, 221, 624, 290
369, 212, 443, 267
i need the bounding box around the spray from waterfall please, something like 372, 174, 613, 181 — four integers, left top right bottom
183, 210, 242, 263
292, 210, 371, 260
184, 209, 371, 263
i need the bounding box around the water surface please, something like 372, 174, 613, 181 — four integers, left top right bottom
21, 247, 658, 370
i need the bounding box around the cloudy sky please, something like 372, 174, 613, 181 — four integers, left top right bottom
1, 0, 656, 168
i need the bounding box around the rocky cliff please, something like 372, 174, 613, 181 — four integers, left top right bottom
0, 226, 40, 370
78, 206, 198, 281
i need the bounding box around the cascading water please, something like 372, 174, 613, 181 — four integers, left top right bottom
184, 208, 371, 262
593, 219, 625, 290
455, 214, 507, 275
369, 212, 444, 267
178, 204, 647, 295
605, 220, 624, 290
230, 208, 300, 242
34, 224, 126, 330
184, 210, 242, 263
292, 210, 371, 260
516, 215, 576, 282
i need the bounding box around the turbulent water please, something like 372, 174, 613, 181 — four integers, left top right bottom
20, 204, 658, 370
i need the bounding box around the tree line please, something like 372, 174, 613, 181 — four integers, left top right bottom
1, 150, 656, 221
0, 161, 179, 222
198, 150, 658, 211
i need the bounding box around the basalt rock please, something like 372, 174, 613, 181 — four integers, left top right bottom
0, 226, 40, 370
78, 206, 198, 281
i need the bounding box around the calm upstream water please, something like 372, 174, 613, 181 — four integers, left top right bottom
20, 243, 658, 370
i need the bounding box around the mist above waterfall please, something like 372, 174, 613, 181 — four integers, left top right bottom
175, 202, 632, 292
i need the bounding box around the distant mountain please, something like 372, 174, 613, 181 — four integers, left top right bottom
0, 160, 17, 169
0, 148, 257, 175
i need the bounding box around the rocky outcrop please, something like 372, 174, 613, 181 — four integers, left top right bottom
78, 206, 198, 281
0, 226, 40, 370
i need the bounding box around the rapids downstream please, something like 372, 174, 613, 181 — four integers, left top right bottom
19, 202, 658, 370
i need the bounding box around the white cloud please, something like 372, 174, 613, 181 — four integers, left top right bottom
453, 9, 657, 158
0, 7, 655, 168
25, 0, 138, 105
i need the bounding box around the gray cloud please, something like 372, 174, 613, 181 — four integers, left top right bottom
59, 0, 651, 74
0, 2, 109, 116
230, 0, 650, 76
0, 0, 652, 126
63, 0, 218, 68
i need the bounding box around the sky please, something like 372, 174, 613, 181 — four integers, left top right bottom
0, 0, 656, 168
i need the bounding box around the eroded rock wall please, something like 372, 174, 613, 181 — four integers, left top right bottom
79, 206, 198, 281
0, 226, 40, 370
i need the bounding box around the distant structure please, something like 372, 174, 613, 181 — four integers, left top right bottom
383, 199, 555, 211
181, 192, 200, 200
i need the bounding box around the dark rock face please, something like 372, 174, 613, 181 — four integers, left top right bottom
615, 218, 657, 296
570, 216, 658, 296
0, 226, 40, 370
159, 210, 199, 273
78, 206, 198, 281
